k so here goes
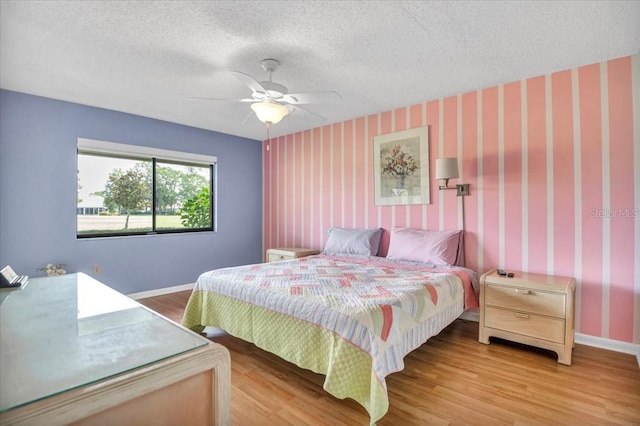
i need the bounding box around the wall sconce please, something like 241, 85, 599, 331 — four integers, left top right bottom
435, 158, 469, 196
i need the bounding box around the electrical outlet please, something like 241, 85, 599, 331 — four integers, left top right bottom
93, 264, 101, 275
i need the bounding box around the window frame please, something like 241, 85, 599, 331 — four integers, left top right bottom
77, 138, 217, 239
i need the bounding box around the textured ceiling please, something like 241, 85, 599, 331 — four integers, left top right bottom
1, 1, 639, 141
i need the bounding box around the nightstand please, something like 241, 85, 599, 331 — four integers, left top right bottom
479, 269, 576, 365
266, 247, 320, 263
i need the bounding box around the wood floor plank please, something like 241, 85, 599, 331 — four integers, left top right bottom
138, 291, 640, 425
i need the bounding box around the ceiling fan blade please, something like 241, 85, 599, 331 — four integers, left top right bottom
189, 97, 255, 102
229, 70, 268, 95
289, 104, 327, 121
241, 110, 255, 125
281, 91, 342, 105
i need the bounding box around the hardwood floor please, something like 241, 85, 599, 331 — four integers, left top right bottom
139, 291, 640, 425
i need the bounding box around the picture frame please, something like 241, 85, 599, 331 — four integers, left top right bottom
373, 126, 430, 206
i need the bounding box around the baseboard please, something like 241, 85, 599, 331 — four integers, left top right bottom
127, 283, 195, 300
575, 333, 640, 368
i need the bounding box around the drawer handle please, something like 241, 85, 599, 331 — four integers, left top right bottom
515, 289, 531, 295
279, 255, 285, 259
514, 312, 530, 319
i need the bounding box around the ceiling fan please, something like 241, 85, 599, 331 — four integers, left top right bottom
193, 58, 342, 127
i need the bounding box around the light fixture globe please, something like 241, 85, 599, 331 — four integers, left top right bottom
251, 101, 289, 125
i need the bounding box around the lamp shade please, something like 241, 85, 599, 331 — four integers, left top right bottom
435, 158, 459, 180
250, 101, 289, 125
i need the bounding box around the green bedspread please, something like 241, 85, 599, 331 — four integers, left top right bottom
183, 291, 389, 423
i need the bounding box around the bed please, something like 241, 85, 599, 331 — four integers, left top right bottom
182, 228, 479, 424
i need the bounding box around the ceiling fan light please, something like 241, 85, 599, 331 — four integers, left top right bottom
251, 101, 289, 125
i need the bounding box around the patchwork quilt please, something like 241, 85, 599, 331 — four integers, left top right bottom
183, 255, 478, 424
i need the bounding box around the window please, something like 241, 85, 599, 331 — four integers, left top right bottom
77, 139, 216, 238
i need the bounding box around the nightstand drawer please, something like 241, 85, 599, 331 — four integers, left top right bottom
485, 284, 565, 318
484, 306, 565, 343
268, 253, 291, 262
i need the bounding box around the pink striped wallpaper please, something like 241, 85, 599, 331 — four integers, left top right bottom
262, 54, 640, 344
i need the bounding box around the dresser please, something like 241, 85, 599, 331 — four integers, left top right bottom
266, 247, 320, 262
479, 269, 576, 365
0, 273, 230, 425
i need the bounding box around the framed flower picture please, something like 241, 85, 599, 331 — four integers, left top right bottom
373, 126, 430, 206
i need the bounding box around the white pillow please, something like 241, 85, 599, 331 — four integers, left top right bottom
323, 228, 383, 256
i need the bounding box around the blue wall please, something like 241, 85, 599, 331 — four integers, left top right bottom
0, 90, 263, 294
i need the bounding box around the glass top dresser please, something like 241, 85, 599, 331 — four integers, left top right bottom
0, 273, 230, 425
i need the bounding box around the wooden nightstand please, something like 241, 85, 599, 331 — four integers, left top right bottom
266, 247, 320, 263
479, 269, 576, 365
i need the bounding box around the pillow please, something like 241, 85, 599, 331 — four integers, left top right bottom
323, 227, 383, 256
387, 228, 462, 265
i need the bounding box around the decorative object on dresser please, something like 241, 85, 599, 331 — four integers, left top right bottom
37, 262, 67, 276
479, 269, 576, 365
266, 247, 320, 263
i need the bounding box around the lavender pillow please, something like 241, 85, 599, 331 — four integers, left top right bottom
323, 228, 383, 256
387, 228, 462, 266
